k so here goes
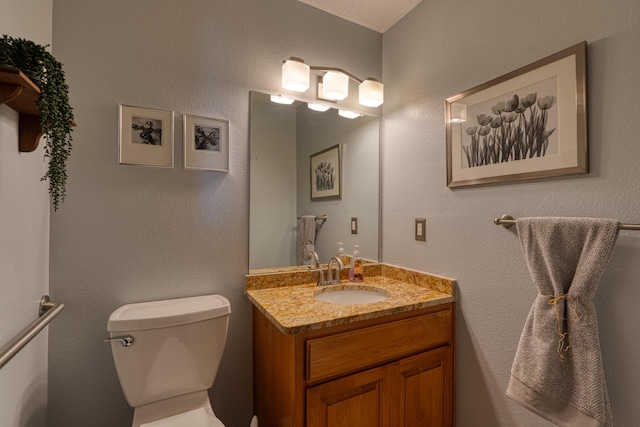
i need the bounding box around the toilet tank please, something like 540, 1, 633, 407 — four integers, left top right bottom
107, 294, 231, 408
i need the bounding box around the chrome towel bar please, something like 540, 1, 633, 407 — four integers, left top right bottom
297, 214, 328, 222
494, 214, 640, 230
0, 295, 64, 370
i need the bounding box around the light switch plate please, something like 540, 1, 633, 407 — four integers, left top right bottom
351, 217, 358, 234
415, 218, 426, 241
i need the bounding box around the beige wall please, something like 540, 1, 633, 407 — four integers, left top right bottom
382, 0, 640, 425
0, 1, 52, 426
48, 0, 381, 425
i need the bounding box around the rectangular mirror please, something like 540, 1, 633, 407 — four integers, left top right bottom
249, 91, 380, 271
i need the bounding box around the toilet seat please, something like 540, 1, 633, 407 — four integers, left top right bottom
140, 407, 224, 427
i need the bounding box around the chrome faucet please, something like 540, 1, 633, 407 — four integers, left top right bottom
320, 256, 344, 286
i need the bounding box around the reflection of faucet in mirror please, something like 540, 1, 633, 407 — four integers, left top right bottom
248, 91, 381, 271
307, 250, 320, 268
303, 241, 316, 267
308, 251, 326, 285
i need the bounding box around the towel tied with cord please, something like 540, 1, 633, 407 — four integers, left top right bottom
507, 217, 619, 427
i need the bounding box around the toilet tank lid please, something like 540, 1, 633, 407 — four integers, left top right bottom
107, 294, 231, 332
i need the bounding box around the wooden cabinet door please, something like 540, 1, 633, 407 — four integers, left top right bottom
307, 365, 390, 427
390, 346, 453, 427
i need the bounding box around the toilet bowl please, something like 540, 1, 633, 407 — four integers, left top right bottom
138, 402, 222, 427
106, 294, 232, 427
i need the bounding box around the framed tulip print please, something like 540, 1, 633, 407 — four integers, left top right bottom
445, 42, 587, 188
310, 144, 342, 200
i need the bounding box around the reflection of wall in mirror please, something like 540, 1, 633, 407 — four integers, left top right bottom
296, 106, 379, 264
249, 96, 298, 269
249, 92, 380, 270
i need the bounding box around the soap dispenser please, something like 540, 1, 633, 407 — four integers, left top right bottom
349, 245, 364, 282
337, 242, 348, 266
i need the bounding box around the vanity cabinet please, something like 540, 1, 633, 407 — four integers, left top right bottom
253, 302, 455, 426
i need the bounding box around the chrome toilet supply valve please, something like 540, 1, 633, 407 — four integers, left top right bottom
104, 335, 135, 347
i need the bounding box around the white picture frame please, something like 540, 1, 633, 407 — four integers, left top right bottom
183, 114, 229, 172
119, 104, 174, 168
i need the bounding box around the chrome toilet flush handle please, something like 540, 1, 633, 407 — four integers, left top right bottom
104, 335, 135, 347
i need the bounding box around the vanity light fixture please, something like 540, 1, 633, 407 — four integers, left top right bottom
281, 57, 310, 92
307, 103, 331, 112
270, 94, 295, 105
359, 78, 384, 107
281, 57, 384, 107
450, 103, 467, 123
338, 109, 361, 119
322, 71, 349, 101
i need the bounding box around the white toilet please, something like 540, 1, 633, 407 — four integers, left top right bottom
106, 294, 236, 427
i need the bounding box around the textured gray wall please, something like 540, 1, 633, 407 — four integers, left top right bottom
48, 0, 381, 426
0, 1, 51, 426
382, 0, 640, 425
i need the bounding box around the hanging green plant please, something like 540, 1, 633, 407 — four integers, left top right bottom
0, 34, 74, 211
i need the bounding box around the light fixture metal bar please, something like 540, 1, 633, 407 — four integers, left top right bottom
309, 65, 364, 84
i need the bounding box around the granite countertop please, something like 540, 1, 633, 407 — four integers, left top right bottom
245, 263, 456, 334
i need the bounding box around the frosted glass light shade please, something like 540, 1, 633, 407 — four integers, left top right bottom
450, 103, 467, 123
322, 71, 349, 100
282, 58, 310, 92
359, 79, 384, 107
270, 94, 295, 104
308, 103, 331, 112
338, 110, 360, 119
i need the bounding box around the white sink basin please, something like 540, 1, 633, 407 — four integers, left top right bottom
314, 285, 389, 305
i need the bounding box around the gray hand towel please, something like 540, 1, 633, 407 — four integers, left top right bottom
298, 215, 317, 266
507, 217, 619, 427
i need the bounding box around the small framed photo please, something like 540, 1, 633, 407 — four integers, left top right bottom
310, 144, 341, 200
119, 104, 174, 168
183, 114, 229, 172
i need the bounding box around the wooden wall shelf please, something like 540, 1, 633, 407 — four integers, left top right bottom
0, 65, 45, 152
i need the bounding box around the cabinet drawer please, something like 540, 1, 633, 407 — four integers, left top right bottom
306, 308, 452, 383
